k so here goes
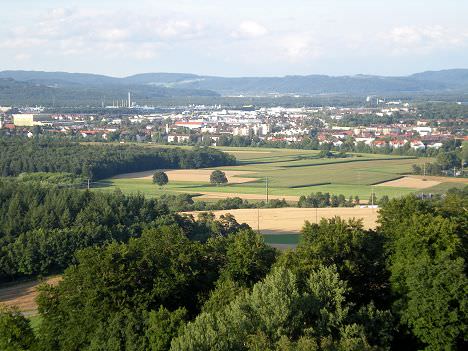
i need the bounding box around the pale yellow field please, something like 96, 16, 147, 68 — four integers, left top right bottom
377, 176, 441, 189
410, 175, 468, 184
192, 192, 300, 201
113, 169, 258, 184
225, 150, 273, 154
185, 207, 379, 234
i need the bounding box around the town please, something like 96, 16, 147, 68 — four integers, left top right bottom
1, 97, 465, 154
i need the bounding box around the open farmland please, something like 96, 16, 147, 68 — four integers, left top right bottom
113, 169, 257, 184
184, 207, 379, 234
376, 176, 441, 189
93, 146, 464, 201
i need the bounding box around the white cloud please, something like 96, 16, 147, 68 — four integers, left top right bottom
279, 34, 322, 61
232, 21, 268, 39
1, 7, 207, 61
382, 25, 468, 53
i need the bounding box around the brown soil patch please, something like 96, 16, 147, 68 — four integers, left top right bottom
113, 169, 258, 184
376, 177, 441, 189
185, 207, 379, 234
0, 276, 62, 314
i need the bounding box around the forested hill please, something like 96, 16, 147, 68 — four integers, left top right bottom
0, 76, 219, 106
0, 138, 236, 179
0, 69, 467, 99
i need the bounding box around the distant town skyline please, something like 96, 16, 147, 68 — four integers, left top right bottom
1, 0, 467, 77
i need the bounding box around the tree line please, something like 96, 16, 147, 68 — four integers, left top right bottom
1, 185, 466, 350
0, 136, 236, 179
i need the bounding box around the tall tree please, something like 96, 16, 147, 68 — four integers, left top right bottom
210, 170, 228, 186
153, 171, 169, 188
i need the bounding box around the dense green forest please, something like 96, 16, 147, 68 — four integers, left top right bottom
0, 181, 466, 350
0, 137, 236, 179
0, 181, 247, 283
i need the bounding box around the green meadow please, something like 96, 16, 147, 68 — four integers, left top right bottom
93, 146, 454, 201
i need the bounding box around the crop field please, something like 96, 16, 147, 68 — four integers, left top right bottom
184, 207, 379, 234
376, 176, 442, 189
93, 146, 464, 201
114, 169, 257, 184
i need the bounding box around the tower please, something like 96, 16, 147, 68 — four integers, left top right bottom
128, 92, 131, 108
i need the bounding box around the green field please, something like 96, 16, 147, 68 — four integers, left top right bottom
92, 146, 459, 201
263, 234, 301, 245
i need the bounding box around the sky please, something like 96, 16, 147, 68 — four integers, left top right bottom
0, 0, 467, 77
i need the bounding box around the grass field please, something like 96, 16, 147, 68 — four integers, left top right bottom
263, 234, 301, 245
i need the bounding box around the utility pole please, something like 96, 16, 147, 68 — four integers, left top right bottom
87, 178, 90, 190
257, 207, 260, 233
423, 162, 426, 177
265, 177, 269, 204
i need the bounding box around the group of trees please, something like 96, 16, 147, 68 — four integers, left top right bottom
412, 145, 467, 176
0, 136, 236, 179
0, 180, 246, 283
298, 192, 356, 208
153, 170, 228, 188
1, 186, 466, 350
298, 192, 388, 208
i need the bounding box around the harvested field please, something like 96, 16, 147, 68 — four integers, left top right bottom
185, 207, 379, 234
225, 150, 273, 154
193, 192, 300, 202
113, 169, 258, 184
410, 175, 468, 184
0, 276, 61, 314
376, 176, 441, 189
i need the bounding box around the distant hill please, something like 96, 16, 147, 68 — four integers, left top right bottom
122, 70, 468, 95
0, 69, 466, 105
0, 72, 219, 106
409, 69, 468, 89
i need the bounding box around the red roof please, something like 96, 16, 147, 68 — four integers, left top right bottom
175, 121, 203, 125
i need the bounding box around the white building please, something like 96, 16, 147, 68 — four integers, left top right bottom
413, 126, 432, 136
410, 141, 426, 150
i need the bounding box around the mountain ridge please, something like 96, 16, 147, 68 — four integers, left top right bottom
0, 69, 467, 105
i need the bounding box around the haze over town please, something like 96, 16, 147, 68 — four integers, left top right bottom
1, 0, 467, 77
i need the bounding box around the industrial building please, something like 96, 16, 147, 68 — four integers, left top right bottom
12, 114, 53, 127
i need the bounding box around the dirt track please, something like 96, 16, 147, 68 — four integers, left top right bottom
185, 207, 379, 234
0, 276, 61, 314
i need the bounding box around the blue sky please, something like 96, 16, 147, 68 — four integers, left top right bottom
1, 0, 467, 77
